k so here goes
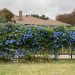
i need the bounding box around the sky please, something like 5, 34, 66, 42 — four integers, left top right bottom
0, 0, 75, 19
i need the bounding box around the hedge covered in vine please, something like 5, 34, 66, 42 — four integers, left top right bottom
0, 23, 75, 61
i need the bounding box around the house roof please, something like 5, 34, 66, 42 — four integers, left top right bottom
14, 16, 71, 26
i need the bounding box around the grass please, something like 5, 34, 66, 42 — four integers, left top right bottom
0, 60, 75, 75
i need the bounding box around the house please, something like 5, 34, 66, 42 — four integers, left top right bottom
14, 11, 70, 27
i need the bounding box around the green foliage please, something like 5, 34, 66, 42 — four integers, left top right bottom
0, 8, 14, 22
0, 23, 75, 62
0, 15, 6, 23
40, 15, 49, 20
26, 14, 49, 20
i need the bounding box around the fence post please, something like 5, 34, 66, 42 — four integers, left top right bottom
62, 45, 64, 54
71, 49, 72, 59
69, 46, 72, 59
54, 49, 58, 60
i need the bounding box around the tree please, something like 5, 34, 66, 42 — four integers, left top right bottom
26, 14, 49, 20
0, 8, 14, 22
40, 15, 49, 20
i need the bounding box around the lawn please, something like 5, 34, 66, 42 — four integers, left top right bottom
0, 60, 75, 75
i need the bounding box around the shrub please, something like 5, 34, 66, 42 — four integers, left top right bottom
0, 23, 75, 62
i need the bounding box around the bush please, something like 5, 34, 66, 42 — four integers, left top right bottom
0, 16, 6, 23
0, 22, 75, 62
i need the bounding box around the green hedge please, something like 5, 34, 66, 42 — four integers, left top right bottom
0, 22, 75, 62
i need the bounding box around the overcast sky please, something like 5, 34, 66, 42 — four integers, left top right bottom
0, 0, 75, 19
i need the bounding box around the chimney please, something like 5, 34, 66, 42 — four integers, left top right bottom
19, 11, 23, 21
